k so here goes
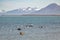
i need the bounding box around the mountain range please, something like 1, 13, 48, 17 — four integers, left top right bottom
0, 3, 60, 16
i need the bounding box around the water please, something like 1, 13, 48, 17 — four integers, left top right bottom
0, 16, 60, 24
0, 16, 60, 40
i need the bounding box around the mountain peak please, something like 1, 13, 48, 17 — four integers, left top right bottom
35, 3, 60, 15
46, 3, 60, 9
49, 3, 58, 6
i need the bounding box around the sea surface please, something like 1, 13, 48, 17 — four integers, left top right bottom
0, 16, 60, 40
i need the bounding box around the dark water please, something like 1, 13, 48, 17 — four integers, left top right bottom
0, 16, 60, 24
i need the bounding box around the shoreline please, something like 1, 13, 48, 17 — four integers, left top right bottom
0, 15, 60, 17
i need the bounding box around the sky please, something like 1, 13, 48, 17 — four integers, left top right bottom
0, 0, 60, 11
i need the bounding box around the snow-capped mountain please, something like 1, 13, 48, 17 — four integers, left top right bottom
34, 3, 60, 15
1, 7, 39, 15
1, 3, 60, 16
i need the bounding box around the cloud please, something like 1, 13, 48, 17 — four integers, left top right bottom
0, 0, 60, 11
0, 2, 27, 11
0, 2, 41, 11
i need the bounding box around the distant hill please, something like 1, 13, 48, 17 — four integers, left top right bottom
33, 3, 60, 15
1, 7, 38, 15
1, 3, 60, 16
